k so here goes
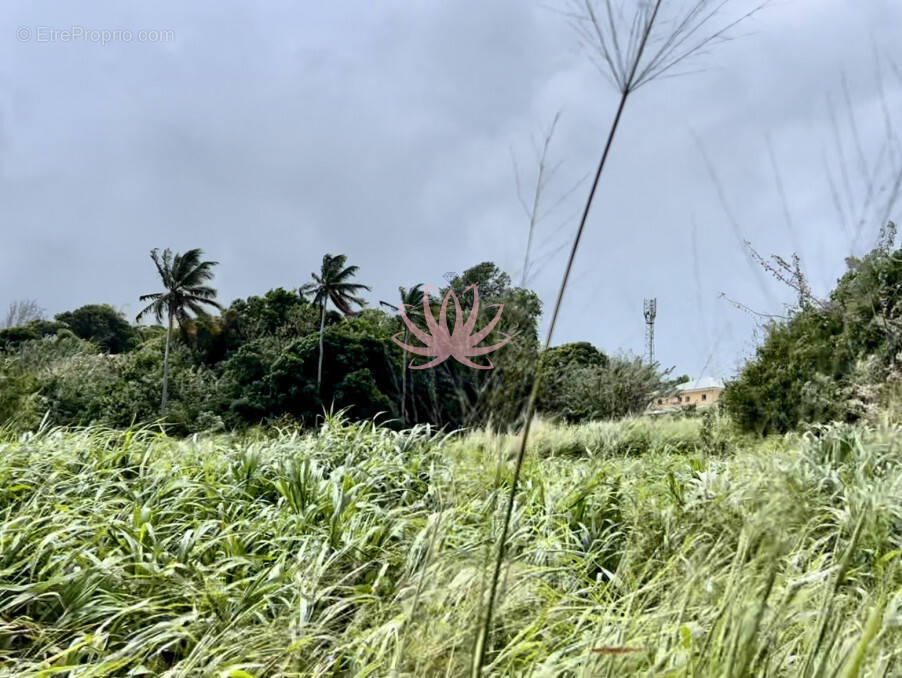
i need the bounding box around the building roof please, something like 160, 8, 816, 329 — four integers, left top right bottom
676, 376, 725, 392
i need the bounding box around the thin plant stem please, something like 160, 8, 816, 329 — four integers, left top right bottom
472, 5, 663, 673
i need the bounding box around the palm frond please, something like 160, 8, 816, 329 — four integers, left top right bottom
172, 248, 202, 281
303, 253, 369, 315
185, 286, 219, 300
135, 298, 167, 324
185, 294, 223, 311
180, 262, 219, 288
150, 249, 173, 289
333, 282, 372, 294
185, 300, 214, 320
399, 285, 426, 318
139, 247, 221, 324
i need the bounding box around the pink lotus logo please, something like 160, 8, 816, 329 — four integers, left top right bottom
392, 284, 510, 369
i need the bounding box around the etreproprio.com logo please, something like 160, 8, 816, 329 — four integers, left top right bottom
392, 284, 510, 370
17, 25, 175, 45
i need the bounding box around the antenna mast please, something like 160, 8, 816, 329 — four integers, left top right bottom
643, 298, 657, 364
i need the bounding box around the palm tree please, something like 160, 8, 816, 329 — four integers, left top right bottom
136, 248, 223, 412
300, 253, 371, 391
397, 284, 424, 423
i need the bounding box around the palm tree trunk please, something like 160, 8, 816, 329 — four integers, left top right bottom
317, 301, 327, 391
429, 368, 441, 425
161, 307, 173, 413
400, 328, 409, 425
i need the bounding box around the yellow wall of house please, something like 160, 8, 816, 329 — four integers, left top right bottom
652, 388, 723, 408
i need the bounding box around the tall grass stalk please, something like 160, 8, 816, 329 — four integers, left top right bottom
473, 1, 768, 673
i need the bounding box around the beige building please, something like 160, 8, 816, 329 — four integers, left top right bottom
649, 376, 725, 412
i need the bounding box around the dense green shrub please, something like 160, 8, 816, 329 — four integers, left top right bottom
55, 303, 139, 354
724, 243, 902, 434
536, 341, 608, 418
0, 319, 69, 351
0, 334, 227, 434
538, 349, 675, 423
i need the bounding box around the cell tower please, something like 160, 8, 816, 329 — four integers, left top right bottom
643, 298, 657, 364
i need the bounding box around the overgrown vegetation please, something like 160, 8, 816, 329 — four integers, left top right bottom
2, 2, 898, 674
536, 343, 678, 423
1, 415, 900, 676
723, 235, 902, 434
0, 258, 669, 436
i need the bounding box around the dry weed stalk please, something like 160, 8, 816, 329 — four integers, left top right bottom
473, 1, 769, 674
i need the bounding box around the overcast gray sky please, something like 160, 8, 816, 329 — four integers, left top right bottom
2, 0, 901, 378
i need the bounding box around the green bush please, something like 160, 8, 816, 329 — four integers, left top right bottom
0, 334, 228, 434
724, 243, 902, 434
539, 351, 676, 423
55, 304, 140, 354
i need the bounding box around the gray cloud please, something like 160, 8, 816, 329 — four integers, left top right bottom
1, 0, 900, 379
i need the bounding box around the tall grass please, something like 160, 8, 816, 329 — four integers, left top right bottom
477, 2, 770, 669
1, 414, 901, 675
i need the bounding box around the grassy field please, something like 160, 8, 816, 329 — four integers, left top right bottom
1, 413, 901, 676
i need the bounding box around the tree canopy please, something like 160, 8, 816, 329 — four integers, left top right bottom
1, 254, 680, 435
723, 241, 902, 434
